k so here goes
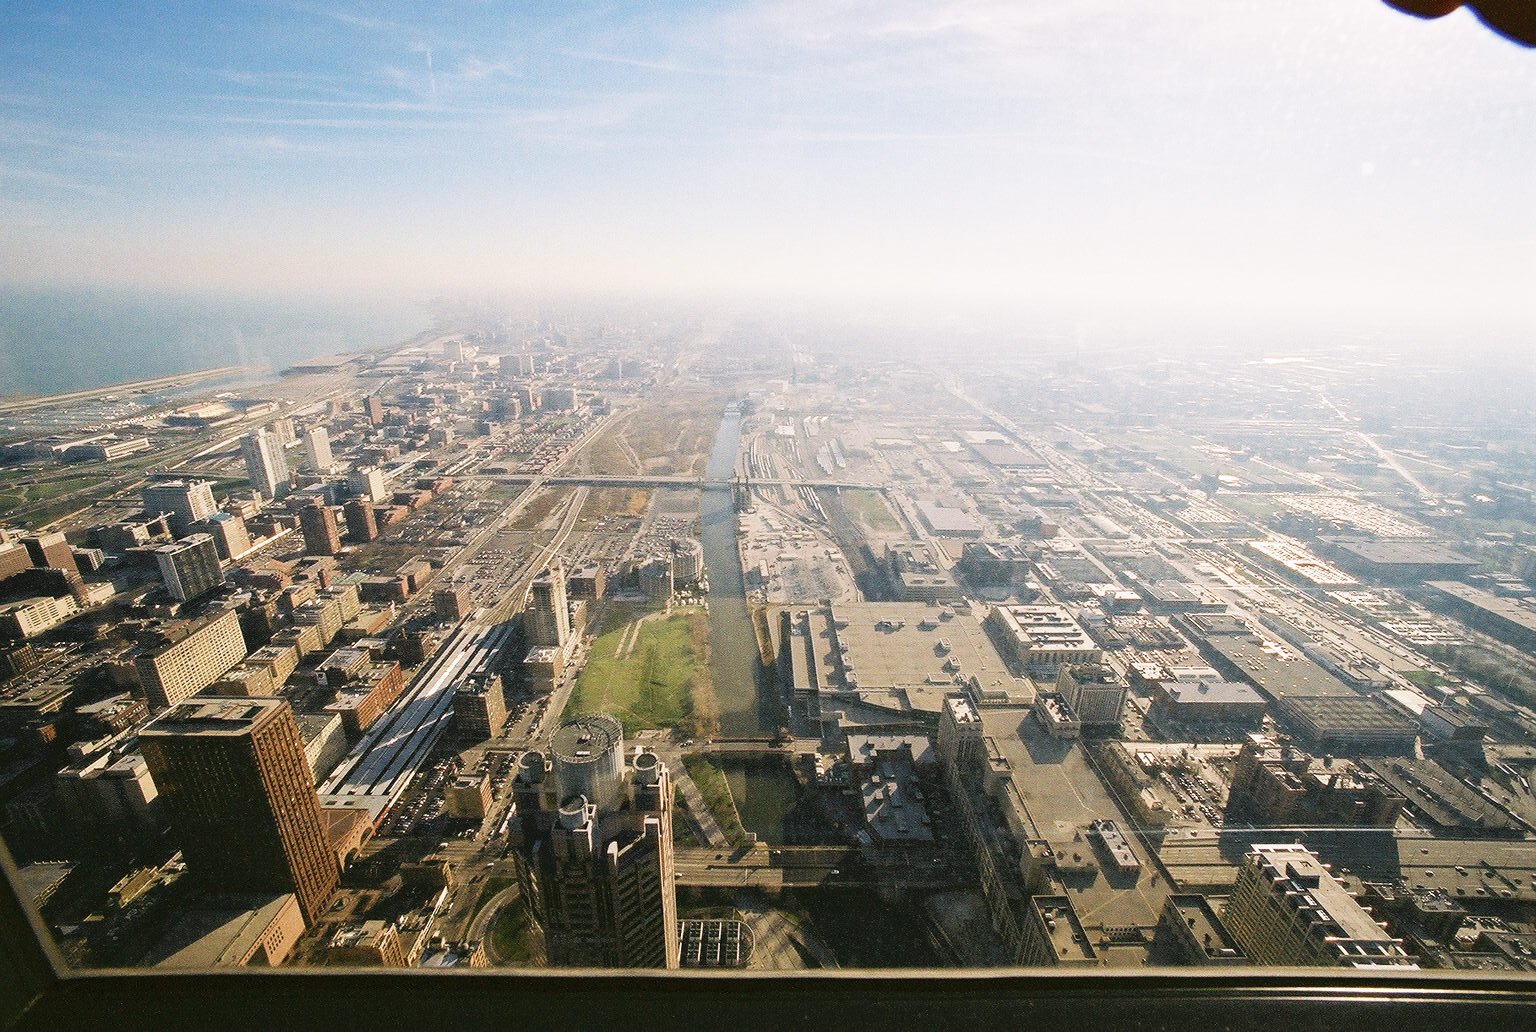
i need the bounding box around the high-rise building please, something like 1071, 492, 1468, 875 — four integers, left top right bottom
142, 480, 218, 536
299, 503, 342, 557
241, 428, 291, 500
0, 540, 33, 582
270, 417, 297, 447
361, 394, 384, 427
134, 609, 249, 711
347, 465, 387, 503
154, 534, 225, 602
1222, 844, 1416, 968
21, 532, 77, 573
343, 498, 378, 542
511, 715, 678, 968
525, 564, 569, 649
139, 697, 339, 925
301, 427, 334, 473
189, 511, 252, 561
452, 672, 507, 741
434, 584, 473, 622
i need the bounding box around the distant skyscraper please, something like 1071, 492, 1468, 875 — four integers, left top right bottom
361, 395, 384, 427
154, 534, 224, 601
511, 715, 678, 968
301, 427, 334, 473
299, 503, 342, 557
142, 480, 218, 536
139, 697, 338, 925
526, 564, 569, 649
241, 428, 290, 500
270, 416, 297, 447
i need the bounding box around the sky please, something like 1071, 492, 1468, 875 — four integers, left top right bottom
1, 1, 1532, 326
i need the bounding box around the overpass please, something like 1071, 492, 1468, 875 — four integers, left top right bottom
674, 845, 963, 892
461, 473, 880, 491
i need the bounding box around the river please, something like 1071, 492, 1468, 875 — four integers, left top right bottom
699, 404, 777, 736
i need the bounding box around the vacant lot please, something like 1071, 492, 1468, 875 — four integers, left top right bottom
567, 609, 717, 736
841, 488, 901, 534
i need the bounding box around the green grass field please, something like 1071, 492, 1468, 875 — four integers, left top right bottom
841, 488, 901, 533
566, 610, 716, 735
682, 755, 748, 848
490, 898, 543, 965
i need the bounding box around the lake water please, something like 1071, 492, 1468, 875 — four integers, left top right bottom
0, 285, 429, 397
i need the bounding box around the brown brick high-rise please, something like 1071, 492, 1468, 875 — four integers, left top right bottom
140, 698, 338, 925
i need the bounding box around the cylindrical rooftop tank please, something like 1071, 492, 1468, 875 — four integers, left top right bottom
516, 749, 546, 784
557, 794, 589, 830
632, 748, 661, 786
550, 714, 625, 812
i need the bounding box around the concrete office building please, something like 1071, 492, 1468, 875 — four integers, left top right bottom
241, 427, 291, 501
348, 465, 387, 503
189, 511, 252, 561
444, 774, 492, 819
133, 609, 249, 711
300, 503, 342, 557
1222, 844, 1414, 968
139, 698, 339, 925
511, 715, 679, 968
987, 604, 1103, 674
1056, 664, 1128, 727
155, 534, 225, 602
361, 394, 384, 426
142, 480, 218, 536
434, 584, 473, 622
0, 541, 33, 582
526, 564, 570, 649
301, 427, 334, 473
0, 596, 78, 640
1153, 896, 1249, 966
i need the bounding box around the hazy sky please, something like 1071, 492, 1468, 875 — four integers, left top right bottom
1, 1, 1532, 322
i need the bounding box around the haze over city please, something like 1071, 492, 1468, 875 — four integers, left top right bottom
1, 1, 1533, 327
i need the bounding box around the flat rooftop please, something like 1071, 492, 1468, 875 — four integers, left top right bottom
1334, 540, 1479, 569
1161, 680, 1266, 707
1429, 581, 1536, 634
979, 706, 1166, 928
141, 698, 285, 737
145, 893, 296, 968
1157, 830, 1536, 901
776, 602, 1034, 703
1199, 633, 1357, 701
